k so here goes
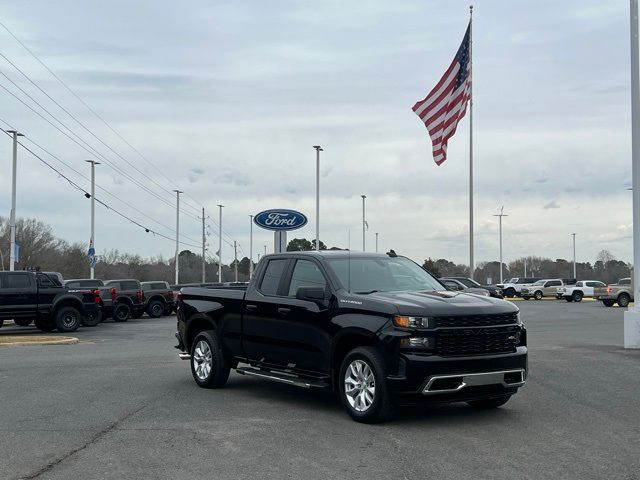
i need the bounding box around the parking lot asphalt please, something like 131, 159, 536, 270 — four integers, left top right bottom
1, 301, 639, 480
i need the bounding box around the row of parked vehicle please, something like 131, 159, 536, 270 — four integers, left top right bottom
495, 277, 634, 307
0, 269, 177, 333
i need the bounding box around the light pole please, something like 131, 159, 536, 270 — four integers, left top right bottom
217, 205, 224, 283
493, 206, 508, 284
173, 190, 183, 284
7, 130, 23, 271
86, 160, 100, 279
249, 214, 254, 279
375, 232, 379, 253
361, 194, 367, 252
571, 233, 577, 279
201, 207, 206, 283
626, 0, 640, 349
313, 145, 323, 251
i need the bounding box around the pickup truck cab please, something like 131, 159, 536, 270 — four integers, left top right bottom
0, 271, 100, 332
557, 280, 606, 302
141, 281, 175, 317
521, 279, 563, 300
176, 251, 528, 423
594, 278, 633, 307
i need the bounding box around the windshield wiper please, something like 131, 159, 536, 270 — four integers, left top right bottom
354, 290, 379, 294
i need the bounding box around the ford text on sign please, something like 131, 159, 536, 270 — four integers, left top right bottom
254, 209, 308, 231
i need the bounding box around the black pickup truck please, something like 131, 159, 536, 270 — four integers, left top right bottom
0, 271, 101, 332
175, 251, 528, 423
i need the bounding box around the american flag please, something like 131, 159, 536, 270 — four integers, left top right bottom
412, 23, 471, 166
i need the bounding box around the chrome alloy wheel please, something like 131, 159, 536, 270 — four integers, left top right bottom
344, 359, 376, 412
192, 340, 213, 381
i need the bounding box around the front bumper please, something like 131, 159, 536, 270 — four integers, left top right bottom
388, 346, 528, 399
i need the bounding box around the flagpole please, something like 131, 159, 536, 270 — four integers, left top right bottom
469, 5, 475, 280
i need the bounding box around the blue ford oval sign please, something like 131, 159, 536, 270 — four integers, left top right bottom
254, 209, 308, 231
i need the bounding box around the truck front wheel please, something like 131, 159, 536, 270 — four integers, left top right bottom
339, 347, 395, 423
534, 291, 543, 300
82, 310, 102, 327
113, 304, 130, 322
190, 330, 229, 388
147, 300, 164, 318
467, 395, 512, 409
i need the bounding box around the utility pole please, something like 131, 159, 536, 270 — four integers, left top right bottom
86, 160, 100, 279
493, 206, 508, 284
7, 130, 23, 271
173, 190, 183, 284
201, 207, 206, 283
361, 194, 367, 252
217, 205, 224, 283
625, 0, 640, 348
313, 145, 323, 250
571, 233, 577, 279
249, 215, 254, 279
375, 232, 379, 253
524, 257, 527, 277
234, 241, 238, 282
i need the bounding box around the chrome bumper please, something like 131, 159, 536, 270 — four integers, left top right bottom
421, 369, 526, 395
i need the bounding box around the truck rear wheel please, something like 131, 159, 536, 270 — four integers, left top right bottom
82, 310, 102, 327
339, 347, 395, 423
55, 306, 81, 333
190, 330, 229, 388
147, 300, 164, 318
572, 291, 583, 302
617, 293, 631, 308
113, 304, 130, 322
34, 318, 56, 332
467, 395, 512, 409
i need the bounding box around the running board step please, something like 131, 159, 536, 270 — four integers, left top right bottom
236, 367, 329, 389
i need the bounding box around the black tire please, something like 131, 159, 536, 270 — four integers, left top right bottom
34, 317, 56, 332
534, 291, 543, 300
113, 303, 131, 322
504, 288, 516, 298
14, 318, 33, 326
82, 309, 103, 327
147, 300, 164, 318
131, 310, 144, 319
54, 306, 81, 333
190, 330, 230, 388
602, 299, 615, 307
617, 293, 631, 308
339, 346, 395, 423
467, 395, 512, 409
572, 291, 583, 303
523, 296, 530, 300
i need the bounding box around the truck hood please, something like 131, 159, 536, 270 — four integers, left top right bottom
359, 290, 517, 316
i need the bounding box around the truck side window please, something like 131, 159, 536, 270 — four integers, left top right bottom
5, 273, 31, 289
259, 259, 287, 296
288, 260, 327, 297
38, 275, 54, 287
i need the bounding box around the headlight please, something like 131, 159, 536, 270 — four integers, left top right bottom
393, 315, 432, 328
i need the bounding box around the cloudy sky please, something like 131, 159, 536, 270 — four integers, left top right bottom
0, 0, 634, 268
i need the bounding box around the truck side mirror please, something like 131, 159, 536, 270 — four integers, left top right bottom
296, 286, 327, 305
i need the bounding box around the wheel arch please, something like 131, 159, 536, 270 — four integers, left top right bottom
185, 314, 219, 352
52, 297, 83, 315
330, 328, 382, 391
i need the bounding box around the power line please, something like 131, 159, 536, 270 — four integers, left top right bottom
0, 20, 205, 216
0, 126, 201, 249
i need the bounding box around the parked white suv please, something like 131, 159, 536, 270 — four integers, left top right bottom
521, 279, 564, 300
496, 277, 541, 297
558, 280, 606, 302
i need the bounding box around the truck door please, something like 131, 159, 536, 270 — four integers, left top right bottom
241, 257, 292, 367
36, 274, 60, 315
0, 272, 37, 319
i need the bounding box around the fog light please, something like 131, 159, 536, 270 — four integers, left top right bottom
400, 337, 433, 349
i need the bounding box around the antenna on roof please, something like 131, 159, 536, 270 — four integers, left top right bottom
386, 249, 397, 258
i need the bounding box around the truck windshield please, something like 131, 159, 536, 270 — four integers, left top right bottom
326, 257, 443, 293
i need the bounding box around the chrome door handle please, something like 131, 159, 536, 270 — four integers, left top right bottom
277, 307, 291, 315
245, 304, 258, 311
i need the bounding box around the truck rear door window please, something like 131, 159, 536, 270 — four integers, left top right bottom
5, 273, 31, 289
259, 259, 287, 296
288, 260, 327, 297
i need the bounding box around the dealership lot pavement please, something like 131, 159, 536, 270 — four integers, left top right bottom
1, 302, 639, 480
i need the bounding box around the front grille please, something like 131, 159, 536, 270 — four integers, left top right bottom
436, 325, 520, 356
432, 312, 518, 328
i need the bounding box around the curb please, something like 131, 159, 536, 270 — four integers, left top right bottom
0, 335, 79, 347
